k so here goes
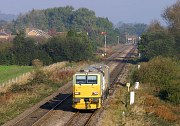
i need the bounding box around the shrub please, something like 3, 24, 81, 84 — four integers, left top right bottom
32, 59, 43, 68
155, 105, 178, 121
132, 57, 180, 104
167, 87, 180, 104
31, 70, 52, 85
144, 95, 158, 106
50, 69, 75, 83
10, 84, 32, 93
144, 95, 178, 122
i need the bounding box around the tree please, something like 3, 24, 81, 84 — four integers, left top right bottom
139, 29, 175, 60
162, 1, 180, 30
162, 0, 180, 58
146, 38, 174, 59
147, 20, 164, 33
42, 30, 94, 63
12, 32, 38, 65
42, 37, 66, 62
0, 31, 52, 65
9, 6, 119, 46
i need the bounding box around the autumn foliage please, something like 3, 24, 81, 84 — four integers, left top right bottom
144, 95, 179, 122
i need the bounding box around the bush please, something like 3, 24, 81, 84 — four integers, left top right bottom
32, 59, 43, 68
155, 105, 178, 121
10, 84, 33, 93
167, 87, 180, 104
144, 95, 178, 122
132, 57, 180, 104
31, 70, 52, 85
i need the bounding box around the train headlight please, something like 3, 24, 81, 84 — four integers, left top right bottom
74, 92, 80, 95
92, 92, 98, 95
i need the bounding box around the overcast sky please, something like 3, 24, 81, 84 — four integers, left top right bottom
0, 0, 177, 25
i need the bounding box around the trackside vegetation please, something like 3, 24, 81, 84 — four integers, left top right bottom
136, 1, 180, 105
139, 1, 180, 61
0, 61, 91, 125
0, 30, 94, 65
131, 57, 180, 104
99, 1, 180, 125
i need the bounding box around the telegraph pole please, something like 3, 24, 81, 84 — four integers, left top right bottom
104, 34, 107, 56
101, 31, 107, 56
117, 36, 119, 44
125, 32, 127, 44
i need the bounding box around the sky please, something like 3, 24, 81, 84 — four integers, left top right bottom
0, 0, 178, 25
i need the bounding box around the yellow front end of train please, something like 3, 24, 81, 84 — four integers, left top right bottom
72, 64, 109, 110
73, 73, 102, 109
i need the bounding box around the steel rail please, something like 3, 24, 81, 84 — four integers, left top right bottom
64, 111, 80, 126
31, 94, 72, 126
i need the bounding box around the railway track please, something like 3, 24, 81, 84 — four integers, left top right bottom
4, 45, 137, 126
59, 45, 137, 126
64, 110, 97, 126
31, 94, 72, 126
12, 93, 72, 126
109, 46, 137, 93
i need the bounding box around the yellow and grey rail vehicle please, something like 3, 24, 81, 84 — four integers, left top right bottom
72, 64, 110, 109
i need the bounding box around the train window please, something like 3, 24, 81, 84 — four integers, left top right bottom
87, 75, 97, 84
76, 75, 86, 84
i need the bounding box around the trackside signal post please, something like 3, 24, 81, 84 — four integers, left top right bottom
104, 34, 107, 56
101, 31, 107, 56
117, 36, 119, 44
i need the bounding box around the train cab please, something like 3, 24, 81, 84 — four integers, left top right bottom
72, 64, 109, 110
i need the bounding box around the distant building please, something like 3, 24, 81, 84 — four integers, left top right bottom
26, 28, 51, 39
0, 29, 11, 41
126, 34, 138, 44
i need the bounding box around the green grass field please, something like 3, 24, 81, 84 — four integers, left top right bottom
0, 65, 33, 84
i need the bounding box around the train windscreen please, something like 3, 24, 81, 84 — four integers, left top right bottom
76, 75, 97, 84
87, 75, 97, 84
76, 75, 86, 84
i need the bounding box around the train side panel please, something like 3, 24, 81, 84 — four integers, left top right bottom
102, 65, 110, 98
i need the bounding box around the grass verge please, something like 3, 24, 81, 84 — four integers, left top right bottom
0, 65, 33, 84
99, 63, 180, 126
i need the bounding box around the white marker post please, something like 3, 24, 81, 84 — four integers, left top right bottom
138, 65, 140, 69
135, 82, 139, 89
126, 83, 130, 92
130, 91, 135, 105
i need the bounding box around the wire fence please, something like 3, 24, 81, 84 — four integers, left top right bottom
0, 72, 33, 92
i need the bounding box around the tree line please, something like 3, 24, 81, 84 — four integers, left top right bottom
1, 6, 119, 46
116, 22, 147, 42
0, 6, 149, 46
0, 6, 124, 65
0, 30, 94, 65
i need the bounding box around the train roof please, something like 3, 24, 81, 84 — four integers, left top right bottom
76, 64, 109, 74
